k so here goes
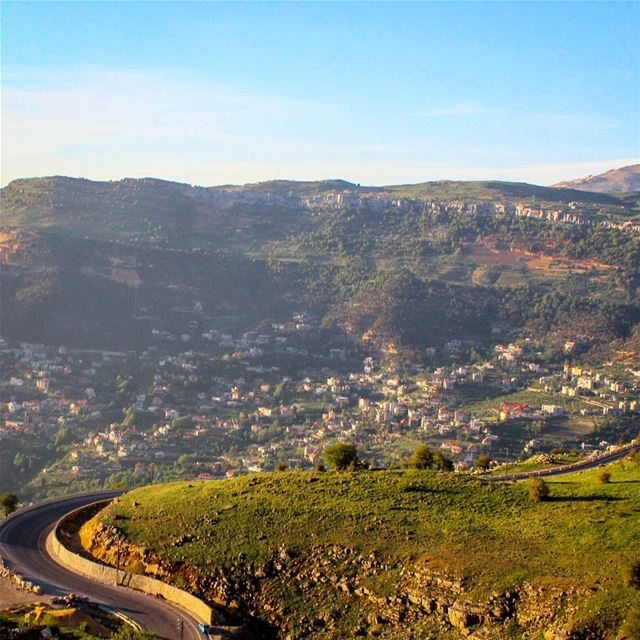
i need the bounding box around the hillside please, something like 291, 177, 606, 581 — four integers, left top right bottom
1, 175, 639, 360
80, 461, 640, 639
0, 228, 298, 348
1, 176, 635, 248
553, 164, 640, 193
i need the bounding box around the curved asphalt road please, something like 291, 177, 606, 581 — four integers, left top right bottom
490, 442, 638, 481
0, 491, 206, 640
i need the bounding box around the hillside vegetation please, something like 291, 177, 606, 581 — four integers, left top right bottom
1, 175, 639, 360
81, 461, 640, 639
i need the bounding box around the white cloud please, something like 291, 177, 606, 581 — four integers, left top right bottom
1, 66, 342, 183
1, 66, 636, 187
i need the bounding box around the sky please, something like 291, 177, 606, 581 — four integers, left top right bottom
2, 1, 639, 187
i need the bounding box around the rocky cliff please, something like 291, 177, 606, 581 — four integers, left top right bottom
79, 518, 625, 639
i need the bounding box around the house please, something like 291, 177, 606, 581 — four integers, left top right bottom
577, 377, 594, 391
541, 404, 563, 417
454, 410, 469, 426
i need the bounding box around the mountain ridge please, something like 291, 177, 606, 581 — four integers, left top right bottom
4, 173, 633, 202
552, 163, 640, 193
1, 169, 638, 361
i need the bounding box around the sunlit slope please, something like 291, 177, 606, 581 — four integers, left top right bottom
83, 461, 640, 639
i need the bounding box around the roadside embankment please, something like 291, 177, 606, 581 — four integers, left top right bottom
46, 501, 215, 626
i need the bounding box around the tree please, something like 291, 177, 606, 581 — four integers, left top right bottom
276, 462, 288, 472
323, 442, 358, 471
406, 445, 434, 469
122, 406, 136, 427
0, 493, 19, 516
528, 478, 549, 502
274, 382, 289, 401
172, 416, 193, 430
597, 470, 611, 484
404, 445, 453, 471
475, 453, 491, 471
433, 450, 454, 471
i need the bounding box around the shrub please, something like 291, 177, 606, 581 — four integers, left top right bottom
528, 478, 549, 502
475, 453, 491, 471
433, 450, 454, 472
276, 462, 288, 472
617, 606, 640, 639
622, 560, 640, 589
0, 493, 19, 516
405, 446, 453, 471
323, 442, 358, 471
406, 445, 434, 469
597, 470, 611, 484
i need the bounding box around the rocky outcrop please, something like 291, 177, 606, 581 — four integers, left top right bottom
76, 514, 632, 640
0, 556, 43, 595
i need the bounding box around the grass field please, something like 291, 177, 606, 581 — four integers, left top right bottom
86, 460, 640, 638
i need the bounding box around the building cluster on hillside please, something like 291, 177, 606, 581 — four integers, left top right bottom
2, 317, 640, 495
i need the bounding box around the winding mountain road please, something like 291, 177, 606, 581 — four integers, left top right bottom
490, 442, 638, 481
0, 491, 206, 640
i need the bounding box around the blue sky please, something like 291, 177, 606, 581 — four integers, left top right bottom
2, 1, 639, 186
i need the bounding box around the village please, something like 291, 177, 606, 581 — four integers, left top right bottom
1, 312, 639, 501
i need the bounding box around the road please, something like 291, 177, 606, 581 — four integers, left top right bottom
0, 491, 206, 640
490, 442, 638, 481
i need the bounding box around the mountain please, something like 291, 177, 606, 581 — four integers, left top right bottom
553, 164, 640, 193
1, 175, 639, 360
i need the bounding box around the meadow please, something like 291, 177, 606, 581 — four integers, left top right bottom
88, 459, 640, 637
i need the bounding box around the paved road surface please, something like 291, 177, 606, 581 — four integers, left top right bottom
0, 491, 206, 640
490, 443, 638, 481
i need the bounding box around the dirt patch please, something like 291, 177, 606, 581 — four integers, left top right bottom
463, 242, 611, 277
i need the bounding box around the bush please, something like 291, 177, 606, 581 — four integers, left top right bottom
618, 607, 640, 639
404, 446, 453, 471
622, 560, 640, 589
323, 442, 358, 471
406, 445, 433, 469
475, 453, 491, 471
597, 470, 611, 484
433, 450, 454, 472
528, 478, 549, 502
0, 493, 19, 516
276, 462, 288, 472
110, 628, 159, 640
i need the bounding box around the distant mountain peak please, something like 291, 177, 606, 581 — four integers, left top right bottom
552, 164, 640, 193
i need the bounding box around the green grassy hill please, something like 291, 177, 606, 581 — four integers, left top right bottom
81, 461, 640, 639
